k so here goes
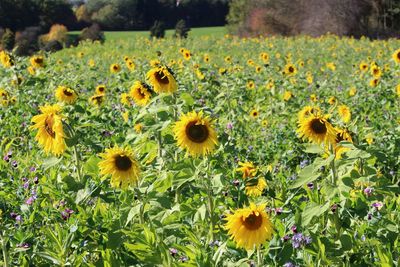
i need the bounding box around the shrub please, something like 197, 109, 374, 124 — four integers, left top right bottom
14, 27, 41, 56
174, 20, 190, 39
150, 20, 165, 39
47, 24, 68, 43
79, 24, 105, 43
43, 40, 63, 52
1, 29, 15, 51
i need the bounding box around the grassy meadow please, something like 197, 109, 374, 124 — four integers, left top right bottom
0, 30, 399, 266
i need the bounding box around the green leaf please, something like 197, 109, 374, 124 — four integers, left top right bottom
180, 92, 195, 106
301, 202, 330, 227
303, 144, 324, 154
339, 234, 352, 251
289, 165, 319, 189
83, 155, 101, 174
42, 157, 62, 170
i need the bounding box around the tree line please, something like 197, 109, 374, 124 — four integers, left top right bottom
0, 0, 229, 32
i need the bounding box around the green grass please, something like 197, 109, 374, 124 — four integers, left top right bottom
69, 26, 226, 42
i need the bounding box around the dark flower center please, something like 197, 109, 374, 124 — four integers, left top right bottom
243, 213, 263, 230
155, 71, 169, 84
115, 155, 132, 171
397, 52, 400, 60
45, 116, 55, 138
186, 122, 209, 143
93, 95, 103, 105
98, 87, 104, 92
288, 66, 294, 73
310, 119, 327, 134
63, 89, 73, 96
113, 65, 118, 70
35, 58, 43, 64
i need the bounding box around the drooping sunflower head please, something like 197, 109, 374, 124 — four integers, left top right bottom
245, 177, 267, 197
146, 66, 177, 94
225, 203, 274, 250
297, 113, 336, 145
96, 85, 106, 95
333, 128, 353, 159
392, 49, 400, 64
129, 81, 152, 107
30, 104, 66, 156
338, 105, 351, 123
30, 55, 44, 68
173, 111, 218, 157
89, 94, 105, 107
55, 86, 78, 104
98, 146, 140, 188
236, 162, 257, 178
110, 63, 121, 73
297, 106, 321, 122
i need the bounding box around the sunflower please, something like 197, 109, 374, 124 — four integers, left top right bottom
219, 68, 227, 75
88, 59, 95, 68
150, 59, 161, 67
134, 123, 143, 133
146, 66, 177, 94
183, 50, 191, 60
27, 66, 36, 75
30, 55, 44, 68
250, 109, 259, 118
225, 56, 232, 63
392, 49, 400, 64
283, 91, 293, 101
328, 96, 336, 105
0, 51, 13, 68
110, 63, 121, 73
173, 111, 218, 157
126, 59, 135, 71
396, 84, 400, 97
297, 106, 321, 122
284, 63, 297, 75
247, 80, 255, 89
261, 120, 268, 127
370, 65, 382, 78
96, 85, 106, 94
236, 162, 257, 178
129, 81, 152, 106
204, 54, 210, 63
348, 87, 357, 97
255, 66, 262, 73
55, 86, 77, 104
98, 146, 140, 188
333, 128, 353, 159
297, 113, 336, 144
225, 203, 274, 250
30, 104, 66, 156
338, 105, 351, 123
310, 94, 317, 102
245, 177, 267, 197
89, 94, 105, 106
120, 93, 132, 106
260, 52, 269, 62
369, 78, 379, 87
306, 74, 313, 84
359, 62, 368, 72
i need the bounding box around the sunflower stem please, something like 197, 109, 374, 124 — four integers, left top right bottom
205, 157, 215, 243
1, 232, 9, 267
257, 245, 262, 266
329, 145, 338, 186
73, 145, 83, 182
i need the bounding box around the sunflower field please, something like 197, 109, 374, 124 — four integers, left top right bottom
0, 34, 399, 266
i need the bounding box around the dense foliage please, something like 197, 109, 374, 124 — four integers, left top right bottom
0, 33, 399, 266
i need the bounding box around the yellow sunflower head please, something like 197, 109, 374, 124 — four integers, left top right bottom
369, 78, 379, 87
98, 146, 140, 188
338, 105, 351, 123
129, 81, 152, 107
327, 96, 336, 105
247, 80, 255, 89
348, 87, 357, 97
89, 94, 105, 106
96, 85, 106, 95
0, 51, 14, 68
245, 177, 267, 197
250, 109, 259, 118
55, 86, 78, 104
126, 59, 135, 71
30, 55, 44, 68
225, 203, 274, 250
204, 54, 210, 63
236, 162, 257, 178
392, 48, 400, 64
30, 104, 66, 156
370, 65, 382, 78
283, 91, 293, 101
146, 66, 177, 94
359, 62, 368, 72
297, 106, 321, 122
110, 63, 121, 73
297, 113, 336, 144
173, 111, 218, 157
183, 50, 191, 60
284, 63, 297, 75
